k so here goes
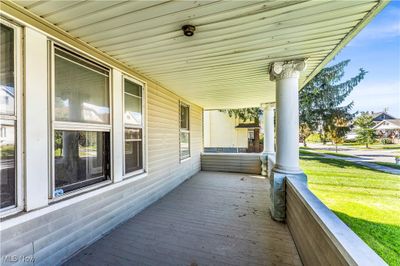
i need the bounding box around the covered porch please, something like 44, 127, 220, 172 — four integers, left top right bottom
0, 1, 390, 265
65, 171, 301, 266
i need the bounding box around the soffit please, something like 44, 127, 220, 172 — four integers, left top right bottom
12, 0, 385, 109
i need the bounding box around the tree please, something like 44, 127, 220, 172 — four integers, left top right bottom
219, 107, 263, 152
326, 110, 352, 152
299, 122, 312, 147
300, 60, 367, 144
354, 113, 377, 148
219, 107, 262, 124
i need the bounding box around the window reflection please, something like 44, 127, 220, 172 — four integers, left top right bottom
0, 120, 16, 208
54, 47, 110, 124
0, 24, 15, 116
180, 132, 190, 159
54, 131, 109, 193
124, 128, 142, 173
124, 79, 142, 125
180, 105, 189, 130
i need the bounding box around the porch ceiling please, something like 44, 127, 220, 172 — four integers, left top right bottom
12, 0, 386, 109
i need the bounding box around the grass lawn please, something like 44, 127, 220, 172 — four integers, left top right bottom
300, 147, 359, 158
340, 143, 400, 150
300, 151, 400, 265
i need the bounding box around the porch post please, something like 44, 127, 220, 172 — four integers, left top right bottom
269, 60, 307, 221
260, 103, 275, 176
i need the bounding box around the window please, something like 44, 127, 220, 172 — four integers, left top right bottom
52, 45, 111, 197
123, 78, 144, 175
0, 21, 20, 211
179, 102, 190, 160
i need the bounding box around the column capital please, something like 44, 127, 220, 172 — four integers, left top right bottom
269, 60, 307, 81
261, 102, 276, 109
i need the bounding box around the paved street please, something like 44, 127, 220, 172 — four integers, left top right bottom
306, 143, 399, 163
304, 143, 400, 175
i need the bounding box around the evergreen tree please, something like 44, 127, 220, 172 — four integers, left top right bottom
354, 113, 377, 148
219, 107, 262, 124
300, 60, 367, 144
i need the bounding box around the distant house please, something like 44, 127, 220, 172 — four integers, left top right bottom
203, 110, 261, 153
346, 112, 397, 141
373, 119, 400, 143
371, 111, 396, 123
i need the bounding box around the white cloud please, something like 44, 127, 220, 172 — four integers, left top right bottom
343, 82, 400, 117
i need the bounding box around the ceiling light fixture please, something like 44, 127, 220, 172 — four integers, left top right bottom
182, 25, 196, 37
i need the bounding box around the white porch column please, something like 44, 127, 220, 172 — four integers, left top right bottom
259, 103, 275, 176
269, 60, 307, 221
262, 103, 275, 154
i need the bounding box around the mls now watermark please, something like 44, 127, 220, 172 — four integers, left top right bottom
1, 255, 35, 263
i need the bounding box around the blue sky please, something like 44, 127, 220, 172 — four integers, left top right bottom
329, 1, 400, 117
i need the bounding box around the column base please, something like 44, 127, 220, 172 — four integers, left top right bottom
270, 169, 307, 222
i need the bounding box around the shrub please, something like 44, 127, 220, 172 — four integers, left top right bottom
381, 138, 394, 145
306, 133, 322, 143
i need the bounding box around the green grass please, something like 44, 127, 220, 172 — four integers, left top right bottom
300, 152, 400, 265
300, 147, 359, 158
0, 145, 15, 159
341, 143, 400, 150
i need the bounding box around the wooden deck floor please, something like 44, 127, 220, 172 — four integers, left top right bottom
65, 171, 302, 266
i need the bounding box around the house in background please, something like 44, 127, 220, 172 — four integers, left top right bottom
0, 1, 389, 265
373, 119, 400, 143
371, 111, 396, 123
203, 110, 262, 153
346, 111, 398, 141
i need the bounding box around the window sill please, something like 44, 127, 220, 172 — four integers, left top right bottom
0, 205, 24, 220
0, 172, 149, 227
50, 180, 112, 204
123, 170, 147, 182
180, 157, 191, 163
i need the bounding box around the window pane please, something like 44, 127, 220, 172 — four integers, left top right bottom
180, 105, 189, 129
125, 128, 142, 140
54, 130, 109, 194
125, 79, 142, 97
125, 94, 142, 125
125, 128, 143, 174
180, 132, 190, 159
55, 48, 110, 124
0, 24, 15, 116
0, 120, 16, 208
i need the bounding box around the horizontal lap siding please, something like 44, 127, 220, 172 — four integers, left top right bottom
0, 83, 203, 265
286, 183, 348, 266
201, 154, 261, 174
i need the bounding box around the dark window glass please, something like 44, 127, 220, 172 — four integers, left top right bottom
54, 130, 109, 194
124, 128, 143, 174
0, 24, 15, 116
180, 105, 189, 130
0, 120, 16, 208
125, 79, 141, 97
54, 47, 110, 124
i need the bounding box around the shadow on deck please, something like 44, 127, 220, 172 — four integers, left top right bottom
65, 171, 301, 266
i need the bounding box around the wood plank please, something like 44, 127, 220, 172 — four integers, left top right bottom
65, 171, 302, 266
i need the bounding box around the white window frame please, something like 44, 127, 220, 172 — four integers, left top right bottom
122, 75, 146, 178
49, 41, 113, 200
0, 18, 24, 216
179, 101, 191, 161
